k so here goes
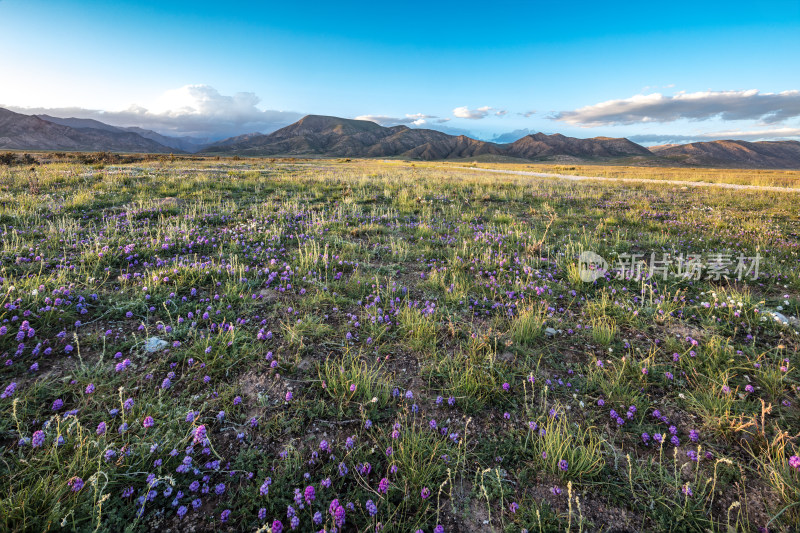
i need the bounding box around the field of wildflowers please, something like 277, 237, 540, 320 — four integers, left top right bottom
0, 157, 798, 532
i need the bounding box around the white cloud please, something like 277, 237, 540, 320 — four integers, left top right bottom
553, 90, 800, 127
354, 114, 475, 136
705, 126, 800, 139
494, 109, 508, 117
355, 115, 402, 126
453, 106, 493, 120
356, 115, 393, 124
355, 113, 439, 127
5, 84, 303, 139
629, 126, 800, 145
405, 113, 432, 126
149, 85, 260, 118
518, 110, 536, 118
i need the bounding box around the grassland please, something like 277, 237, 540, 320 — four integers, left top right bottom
433, 161, 800, 189
0, 158, 798, 532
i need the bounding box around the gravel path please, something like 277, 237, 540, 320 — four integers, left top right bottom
451, 166, 800, 193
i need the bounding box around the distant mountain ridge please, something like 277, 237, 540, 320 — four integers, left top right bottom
200, 114, 653, 161
0, 108, 175, 153
2, 107, 800, 168
649, 139, 800, 169
35, 115, 208, 152
507, 132, 651, 159
201, 115, 497, 159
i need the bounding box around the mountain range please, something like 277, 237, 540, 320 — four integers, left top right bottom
2, 107, 799, 169
649, 139, 800, 168
0, 108, 174, 153
196, 115, 655, 162
35, 114, 209, 152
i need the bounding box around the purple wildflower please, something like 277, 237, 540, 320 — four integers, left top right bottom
366, 499, 377, 516
1, 382, 17, 399
193, 425, 207, 444
261, 478, 272, 495
334, 505, 346, 527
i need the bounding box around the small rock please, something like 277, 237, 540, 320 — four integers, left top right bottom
154, 197, 183, 208
771, 311, 789, 325
259, 289, 280, 303
498, 351, 514, 363
144, 337, 169, 353
544, 327, 557, 338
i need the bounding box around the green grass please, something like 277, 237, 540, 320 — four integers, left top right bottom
0, 157, 798, 532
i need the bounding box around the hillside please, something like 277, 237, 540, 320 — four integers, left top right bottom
3, 108, 800, 168
0, 108, 175, 153
200, 115, 500, 159
201, 115, 648, 161
508, 132, 652, 159
36, 115, 207, 152
650, 139, 800, 169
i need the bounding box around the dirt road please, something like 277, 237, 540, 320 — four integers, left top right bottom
451, 166, 800, 193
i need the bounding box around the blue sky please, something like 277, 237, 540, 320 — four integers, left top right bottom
1, 0, 799, 142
